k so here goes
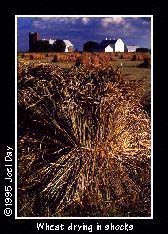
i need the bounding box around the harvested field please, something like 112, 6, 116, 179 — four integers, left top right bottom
17, 60, 151, 217
131, 53, 150, 61
18, 51, 127, 64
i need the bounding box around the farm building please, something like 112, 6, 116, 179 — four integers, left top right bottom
101, 38, 125, 52
83, 41, 101, 52
83, 38, 126, 52
104, 44, 114, 52
29, 32, 74, 52
136, 48, 150, 53
63, 40, 74, 52
126, 45, 139, 52
49, 39, 56, 44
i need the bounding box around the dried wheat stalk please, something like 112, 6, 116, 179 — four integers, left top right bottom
18, 61, 151, 217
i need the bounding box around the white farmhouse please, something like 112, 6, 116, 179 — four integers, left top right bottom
101, 38, 125, 52
114, 38, 125, 52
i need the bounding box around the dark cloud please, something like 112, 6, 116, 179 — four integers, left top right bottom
17, 16, 151, 51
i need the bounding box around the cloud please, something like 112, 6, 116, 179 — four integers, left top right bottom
142, 21, 150, 25
39, 17, 80, 24
33, 20, 47, 29
38, 17, 90, 25
32, 17, 82, 29
100, 18, 136, 40
81, 17, 90, 25
32, 17, 92, 32
101, 17, 125, 27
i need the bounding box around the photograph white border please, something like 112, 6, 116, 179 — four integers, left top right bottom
15, 15, 153, 219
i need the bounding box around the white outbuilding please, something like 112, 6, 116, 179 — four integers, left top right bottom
63, 40, 74, 52
104, 44, 114, 52
126, 45, 139, 52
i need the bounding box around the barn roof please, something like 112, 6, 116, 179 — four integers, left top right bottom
101, 39, 118, 47
83, 42, 114, 51
100, 44, 114, 49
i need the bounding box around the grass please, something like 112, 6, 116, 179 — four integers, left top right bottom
110, 59, 151, 97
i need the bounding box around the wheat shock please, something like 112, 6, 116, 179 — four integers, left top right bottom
18, 62, 151, 217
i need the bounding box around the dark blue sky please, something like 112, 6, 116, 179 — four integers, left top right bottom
17, 16, 151, 52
